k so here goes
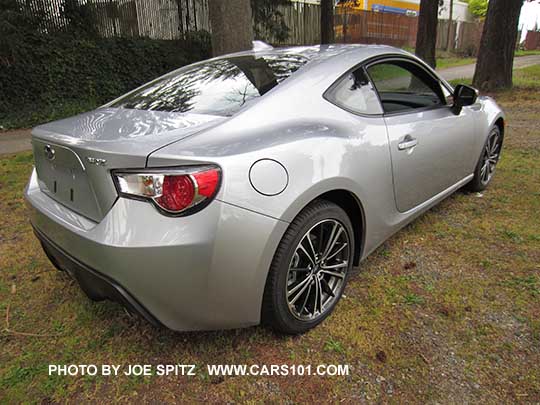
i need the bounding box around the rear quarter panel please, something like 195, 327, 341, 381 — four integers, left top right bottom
147, 91, 397, 259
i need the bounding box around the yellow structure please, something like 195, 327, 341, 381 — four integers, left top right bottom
337, 0, 420, 15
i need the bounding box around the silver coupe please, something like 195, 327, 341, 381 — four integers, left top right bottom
25, 44, 504, 334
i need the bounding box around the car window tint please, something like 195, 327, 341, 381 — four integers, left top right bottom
110, 54, 308, 117
326, 68, 383, 115
367, 61, 444, 113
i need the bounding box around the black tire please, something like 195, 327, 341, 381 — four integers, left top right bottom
466, 125, 502, 192
262, 199, 355, 335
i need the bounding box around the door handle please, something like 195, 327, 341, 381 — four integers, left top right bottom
398, 136, 418, 150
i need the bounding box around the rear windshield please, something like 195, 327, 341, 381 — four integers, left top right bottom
110, 54, 308, 116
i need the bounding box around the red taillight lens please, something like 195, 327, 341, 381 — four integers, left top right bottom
193, 169, 220, 198
113, 166, 221, 216
155, 175, 195, 212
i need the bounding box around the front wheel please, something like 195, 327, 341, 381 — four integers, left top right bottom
466, 125, 502, 192
262, 200, 354, 334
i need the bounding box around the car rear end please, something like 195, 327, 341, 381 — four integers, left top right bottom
26, 132, 289, 331
25, 112, 229, 330
24, 51, 309, 330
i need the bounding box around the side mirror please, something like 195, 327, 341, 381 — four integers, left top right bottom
452, 84, 478, 115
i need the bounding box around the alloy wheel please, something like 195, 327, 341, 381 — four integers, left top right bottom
480, 129, 501, 185
286, 219, 350, 321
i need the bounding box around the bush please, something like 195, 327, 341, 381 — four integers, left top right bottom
0, 0, 211, 129
467, 0, 488, 18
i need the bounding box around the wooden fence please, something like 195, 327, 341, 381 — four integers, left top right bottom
17, 0, 485, 54
455, 20, 484, 55
18, 0, 209, 39
257, 1, 320, 46
524, 31, 540, 51
134, 0, 209, 39
335, 8, 418, 48
335, 8, 483, 56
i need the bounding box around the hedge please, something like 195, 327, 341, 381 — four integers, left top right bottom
0, 31, 211, 129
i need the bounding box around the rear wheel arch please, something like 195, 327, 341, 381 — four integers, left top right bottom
317, 190, 365, 267
261, 198, 357, 333
286, 189, 365, 267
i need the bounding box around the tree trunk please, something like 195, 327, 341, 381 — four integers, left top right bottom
320, 0, 334, 44
208, 0, 253, 57
472, 0, 524, 91
415, 0, 439, 68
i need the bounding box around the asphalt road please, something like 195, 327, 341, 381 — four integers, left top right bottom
437, 54, 540, 81
1, 54, 539, 156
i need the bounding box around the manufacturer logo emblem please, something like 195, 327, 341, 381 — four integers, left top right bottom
86, 156, 107, 167
44, 145, 55, 161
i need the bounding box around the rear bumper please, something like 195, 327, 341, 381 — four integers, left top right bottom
35, 226, 163, 327
25, 168, 288, 331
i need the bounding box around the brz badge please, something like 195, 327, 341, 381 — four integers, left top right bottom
86, 156, 107, 166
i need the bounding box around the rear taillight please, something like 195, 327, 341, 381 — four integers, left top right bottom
112, 165, 221, 216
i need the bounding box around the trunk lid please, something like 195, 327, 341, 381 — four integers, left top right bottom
32, 108, 225, 222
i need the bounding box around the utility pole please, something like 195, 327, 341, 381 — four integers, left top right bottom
445, 0, 454, 51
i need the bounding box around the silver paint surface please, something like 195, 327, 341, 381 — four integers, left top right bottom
25, 44, 504, 330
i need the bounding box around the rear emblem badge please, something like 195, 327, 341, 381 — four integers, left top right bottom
86, 156, 107, 166
44, 145, 56, 161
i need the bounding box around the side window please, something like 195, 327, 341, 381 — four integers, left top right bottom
325, 68, 383, 115
367, 61, 445, 113
441, 83, 454, 105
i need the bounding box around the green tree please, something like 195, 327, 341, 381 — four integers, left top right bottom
251, 0, 291, 42
467, 0, 488, 18
61, 0, 98, 37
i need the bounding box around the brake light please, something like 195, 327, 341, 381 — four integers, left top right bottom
193, 169, 220, 197
113, 166, 221, 216
156, 175, 195, 212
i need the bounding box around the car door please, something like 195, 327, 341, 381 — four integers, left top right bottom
366, 58, 476, 212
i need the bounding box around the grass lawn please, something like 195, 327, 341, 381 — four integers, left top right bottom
431, 50, 537, 71
1, 71, 540, 403
436, 55, 476, 70
402, 47, 476, 69
515, 49, 540, 57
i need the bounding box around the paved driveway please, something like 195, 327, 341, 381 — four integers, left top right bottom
2, 55, 540, 156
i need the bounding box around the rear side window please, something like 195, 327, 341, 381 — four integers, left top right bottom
325, 68, 383, 115
111, 54, 308, 117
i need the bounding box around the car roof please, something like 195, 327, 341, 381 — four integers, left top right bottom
211, 44, 447, 119
217, 43, 420, 87
247, 44, 447, 94
222, 43, 410, 64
